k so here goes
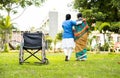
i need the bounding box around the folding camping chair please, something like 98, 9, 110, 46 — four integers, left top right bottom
19, 32, 48, 64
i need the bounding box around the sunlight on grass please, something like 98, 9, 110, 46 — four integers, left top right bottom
0, 52, 120, 78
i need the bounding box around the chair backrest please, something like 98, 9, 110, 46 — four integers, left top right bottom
23, 32, 43, 49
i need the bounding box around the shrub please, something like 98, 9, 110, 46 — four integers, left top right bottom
100, 43, 109, 51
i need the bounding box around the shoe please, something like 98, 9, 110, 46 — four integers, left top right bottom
76, 59, 80, 61
65, 56, 68, 61
80, 58, 86, 61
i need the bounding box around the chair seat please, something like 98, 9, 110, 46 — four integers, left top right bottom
23, 46, 42, 50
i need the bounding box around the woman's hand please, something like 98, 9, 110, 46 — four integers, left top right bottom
74, 33, 79, 37
85, 25, 89, 30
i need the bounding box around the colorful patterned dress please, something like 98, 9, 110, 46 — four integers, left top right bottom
74, 20, 89, 61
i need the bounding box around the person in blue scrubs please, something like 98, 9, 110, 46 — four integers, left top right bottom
62, 14, 77, 61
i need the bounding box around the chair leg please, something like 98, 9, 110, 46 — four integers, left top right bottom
24, 49, 41, 62
19, 45, 24, 64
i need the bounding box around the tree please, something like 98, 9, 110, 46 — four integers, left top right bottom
0, 0, 46, 17
0, 16, 13, 52
74, 0, 120, 22
0, 0, 46, 51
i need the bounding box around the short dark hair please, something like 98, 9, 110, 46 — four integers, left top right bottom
77, 13, 82, 18
66, 14, 71, 20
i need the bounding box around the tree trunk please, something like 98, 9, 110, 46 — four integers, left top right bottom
4, 30, 10, 52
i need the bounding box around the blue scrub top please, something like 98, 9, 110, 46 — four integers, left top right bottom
62, 20, 76, 38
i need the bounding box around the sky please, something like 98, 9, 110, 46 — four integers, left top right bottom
11, 0, 75, 31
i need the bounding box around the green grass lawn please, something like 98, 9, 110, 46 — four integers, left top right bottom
0, 51, 120, 78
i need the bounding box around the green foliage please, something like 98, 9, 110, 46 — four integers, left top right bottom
100, 43, 109, 51
0, 16, 13, 51
4, 43, 10, 52
94, 21, 102, 30
95, 12, 106, 21
99, 22, 110, 32
0, 0, 45, 8
94, 21, 120, 34
55, 32, 62, 41
45, 35, 53, 49
0, 0, 46, 18
86, 46, 91, 51
74, 0, 120, 33
74, 0, 120, 22
82, 9, 93, 18
0, 16, 12, 29
109, 22, 120, 33
0, 16, 13, 35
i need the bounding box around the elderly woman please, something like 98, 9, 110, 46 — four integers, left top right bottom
74, 13, 89, 61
